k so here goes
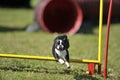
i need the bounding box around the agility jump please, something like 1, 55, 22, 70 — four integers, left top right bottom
0, 0, 103, 74
0, 0, 112, 79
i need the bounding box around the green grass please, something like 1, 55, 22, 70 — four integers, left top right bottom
0, 8, 120, 80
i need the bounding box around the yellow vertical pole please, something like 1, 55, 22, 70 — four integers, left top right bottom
98, 0, 103, 63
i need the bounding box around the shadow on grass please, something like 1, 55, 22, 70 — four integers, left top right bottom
0, 66, 99, 80
74, 74, 99, 80
0, 23, 96, 34
0, 66, 70, 74
0, 26, 25, 32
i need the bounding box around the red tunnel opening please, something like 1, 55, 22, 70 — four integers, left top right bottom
36, 0, 83, 35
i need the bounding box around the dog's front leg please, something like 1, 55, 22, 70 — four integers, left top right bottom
58, 59, 64, 64
65, 61, 70, 68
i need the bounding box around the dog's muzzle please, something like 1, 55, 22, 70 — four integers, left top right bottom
57, 45, 64, 50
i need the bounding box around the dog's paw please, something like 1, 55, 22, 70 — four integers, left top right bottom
65, 62, 70, 68
67, 66, 71, 69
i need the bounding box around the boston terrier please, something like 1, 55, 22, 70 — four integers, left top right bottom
52, 35, 70, 68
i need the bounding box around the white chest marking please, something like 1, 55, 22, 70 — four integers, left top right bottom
55, 48, 67, 58
55, 48, 70, 68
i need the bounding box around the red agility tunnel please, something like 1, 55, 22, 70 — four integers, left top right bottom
35, 0, 120, 34
35, 0, 83, 35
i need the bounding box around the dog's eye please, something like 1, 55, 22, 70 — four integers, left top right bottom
57, 41, 60, 45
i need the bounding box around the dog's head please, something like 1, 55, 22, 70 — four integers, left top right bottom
54, 35, 69, 51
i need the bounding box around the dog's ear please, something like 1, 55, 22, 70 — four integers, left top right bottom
63, 35, 67, 40
63, 35, 70, 49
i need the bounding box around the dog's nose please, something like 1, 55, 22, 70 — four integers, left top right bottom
59, 45, 64, 50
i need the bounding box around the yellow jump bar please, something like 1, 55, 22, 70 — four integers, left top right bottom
0, 53, 100, 64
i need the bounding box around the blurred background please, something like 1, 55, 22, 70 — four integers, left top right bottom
0, 0, 120, 34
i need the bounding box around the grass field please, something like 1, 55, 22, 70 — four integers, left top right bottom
0, 8, 120, 80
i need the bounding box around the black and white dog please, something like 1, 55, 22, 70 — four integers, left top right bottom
52, 35, 70, 68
